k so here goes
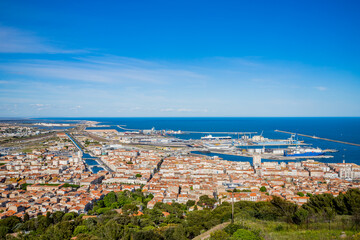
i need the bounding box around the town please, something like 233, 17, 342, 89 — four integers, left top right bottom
0, 121, 359, 220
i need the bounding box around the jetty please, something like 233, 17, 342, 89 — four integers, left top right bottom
275, 130, 360, 147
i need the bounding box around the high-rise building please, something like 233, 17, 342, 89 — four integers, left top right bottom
253, 155, 261, 169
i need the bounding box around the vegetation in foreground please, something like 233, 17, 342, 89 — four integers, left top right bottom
0, 189, 359, 239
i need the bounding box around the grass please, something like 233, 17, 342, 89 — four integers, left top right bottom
233, 215, 359, 240
22, 148, 33, 153
267, 230, 355, 240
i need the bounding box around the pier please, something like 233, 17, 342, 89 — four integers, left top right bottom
275, 130, 360, 147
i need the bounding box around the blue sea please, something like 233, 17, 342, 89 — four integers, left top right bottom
38, 117, 360, 165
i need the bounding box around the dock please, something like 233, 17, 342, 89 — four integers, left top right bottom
117, 125, 257, 135
275, 130, 360, 147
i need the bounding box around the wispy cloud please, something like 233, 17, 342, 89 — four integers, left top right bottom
0, 25, 83, 54
0, 55, 359, 117
30, 103, 51, 111
160, 108, 208, 113
0, 56, 206, 84
315, 86, 327, 91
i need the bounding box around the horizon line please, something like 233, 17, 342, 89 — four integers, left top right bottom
1, 116, 360, 120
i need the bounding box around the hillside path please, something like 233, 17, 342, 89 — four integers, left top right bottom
193, 222, 231, 240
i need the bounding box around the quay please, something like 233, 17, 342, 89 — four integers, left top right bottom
275, 130, 360, 147
183, 131, 257, 135
117, 125, 257, 135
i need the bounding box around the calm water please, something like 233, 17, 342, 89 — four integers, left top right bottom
40, 117, 360, 165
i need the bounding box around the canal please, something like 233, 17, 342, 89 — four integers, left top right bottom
65, 133, 104, 173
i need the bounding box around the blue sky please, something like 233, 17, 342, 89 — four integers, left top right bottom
0, 0, 359, 117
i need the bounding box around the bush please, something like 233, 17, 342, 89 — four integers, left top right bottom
260, 186, 267, 192
230, 229, 261, 240
224, 223, 246, 235
210, 230, 230, 240
274, 224, 284, 231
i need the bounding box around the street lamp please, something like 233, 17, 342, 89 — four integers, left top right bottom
227, 188, 237, 224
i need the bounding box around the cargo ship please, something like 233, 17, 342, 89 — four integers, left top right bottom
284, 147, 325, 157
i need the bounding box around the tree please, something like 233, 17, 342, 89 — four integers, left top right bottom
0, 226, 9, 239
24, 212, 30, 222
270, 196, 297, 223
74, 225, 89, 236
198, 195, 216, 208
210, 230, 230, 240
96, 220, 124, 240
323, 207, 336, 230
75, 233, 99, 240
149, 208, 163, 224
186, 200, 196, 208
0, 216, 21, 233
133, 230, 164, 240
135, 174, 142, 178
46, 211, 52, 225
122, 204, 139, 215
164, 225, 187, 240
41, 221, 75, 240
297, 192, 304, 197
104, 192, 117, 208
303, 193, 334, 213
352, 208, 360, 231
293, 208, 309, 226
260, 186, 267, 192
117, 194, 131, 207
344, 188, 360, 214
52, 211, 65, 224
